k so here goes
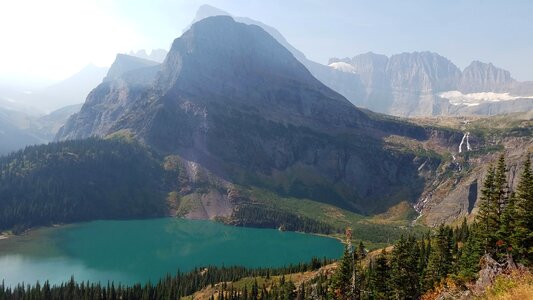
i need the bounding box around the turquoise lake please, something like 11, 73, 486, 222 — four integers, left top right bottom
0, 218, 343, 286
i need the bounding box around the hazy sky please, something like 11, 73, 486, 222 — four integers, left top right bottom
1, 0, 532, 82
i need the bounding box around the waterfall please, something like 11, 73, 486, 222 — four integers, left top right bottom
459, 133, 467, 153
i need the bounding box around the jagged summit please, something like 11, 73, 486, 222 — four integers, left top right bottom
459, 60, 514, 92
104, 54, 160, 82
192, 4, 229, 23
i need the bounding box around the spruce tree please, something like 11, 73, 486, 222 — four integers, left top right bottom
391, 236, 420, 299
476, 166, 498, 254
513, 154, 533, 264
369, 249, 392, 299
493, 154, 510, 258
330, 245, 354, 300
424, 225, 453, 290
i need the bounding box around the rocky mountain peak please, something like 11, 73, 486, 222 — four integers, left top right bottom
459, 60, 514, 93
158, 16, 313, 89
104, 54, 160, 82
386, 51, 461, 92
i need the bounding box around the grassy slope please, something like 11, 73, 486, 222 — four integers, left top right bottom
241, 187, 427, 249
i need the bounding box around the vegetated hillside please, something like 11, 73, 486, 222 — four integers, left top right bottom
57, 16, 462, 221
0, 138, 167, 232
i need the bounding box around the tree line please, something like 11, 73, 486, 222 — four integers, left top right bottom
0, 258, 333, 300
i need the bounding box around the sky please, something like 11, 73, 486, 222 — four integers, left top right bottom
1, 0, 532, 83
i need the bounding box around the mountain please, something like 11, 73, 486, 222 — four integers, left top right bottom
0, 104, 82, 156
28, 64, 108, 112
329, 54, 533, 116
32, 103, 83, 140
191, 5, 533, 118
0, 107, 43, 155
459, 61, 514, 93
129, 49, 168, 63
104, 53, 160, 82
58, 16, 459, 218
189, 5, 368, 112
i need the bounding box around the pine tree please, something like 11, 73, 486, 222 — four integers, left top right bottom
330, 245, 354, 300
493, 154, 510, 258
513, 154, 533, 264
369, 249, 392, 299
424, 225, 453, 290
391, 236, 420, 299
476, 166, 499, 254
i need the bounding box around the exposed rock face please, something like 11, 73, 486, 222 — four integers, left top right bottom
57, 54, 160, 140
387, 52, 461, 93
412, 114, 533, 226
128, 49, 168, 63
329, 54, 533, 116
460, 61, 514, 93
58, 16, 458, 215
104, 54, 160, 82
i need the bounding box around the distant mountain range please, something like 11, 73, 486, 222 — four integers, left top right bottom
328, 53, 533, 116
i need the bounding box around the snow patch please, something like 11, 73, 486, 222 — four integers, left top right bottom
439, 91, 533, 107
328, 62, 357, 74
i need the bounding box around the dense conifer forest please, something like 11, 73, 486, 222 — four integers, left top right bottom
0, 139, 167, 233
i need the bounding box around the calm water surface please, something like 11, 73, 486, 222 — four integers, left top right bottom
0, 218, 342, 285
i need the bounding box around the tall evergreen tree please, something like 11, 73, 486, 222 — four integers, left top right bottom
476, 166, 499, 254
369, 249, 392, 299
390, 236, 420, 299
424, 225, 453, 289
493, 154, 510, 258
330, 245, 354, 300
513, 154, 533, 264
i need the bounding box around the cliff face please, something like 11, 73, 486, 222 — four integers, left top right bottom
58, 16, 459, 215
329, 54, 533, 116
459, 61, 514, 93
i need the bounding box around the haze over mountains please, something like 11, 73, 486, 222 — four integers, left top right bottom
0, 49, 168, 155
329, 53, 533, 116
0, 5, 531, 226
193, 5, 533, 117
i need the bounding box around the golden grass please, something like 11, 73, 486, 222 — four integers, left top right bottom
476, 271, 533, 300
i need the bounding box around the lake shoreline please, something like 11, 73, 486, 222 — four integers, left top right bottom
0, 218, 343, 287
2, 218, 344, 243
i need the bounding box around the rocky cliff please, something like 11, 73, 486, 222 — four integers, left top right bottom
329, 54, 533, 117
